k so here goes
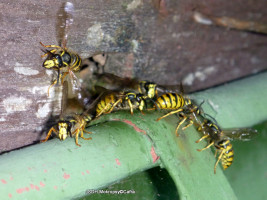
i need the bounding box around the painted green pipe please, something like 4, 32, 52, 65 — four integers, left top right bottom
0, 72, 266, 200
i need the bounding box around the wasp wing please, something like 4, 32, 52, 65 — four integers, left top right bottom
57, 2, 74, 48
222, 128, 258, 141
60, 80, 69, 118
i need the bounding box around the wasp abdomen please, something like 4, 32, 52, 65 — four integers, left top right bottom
217, 139, 234, 170
155, 93, 185, 109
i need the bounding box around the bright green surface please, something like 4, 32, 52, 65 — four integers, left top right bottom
225, 121, 267, 200
191, 73, 267, 128
1, 72, 267, 199
80, 167, 179, 200
0, 110, 236, 200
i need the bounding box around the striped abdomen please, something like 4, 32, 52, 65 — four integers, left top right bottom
218, 140, 234, 170
96, 93, 117, 115
155, 93, 189, 109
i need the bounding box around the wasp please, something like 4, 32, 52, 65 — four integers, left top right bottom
41, 115, 92, 147
154, 92, 196, 136
40, 2, 82, 97
41, 81, 93, 147
95, 90, 146, 118
195, 118, 258, 173
92, 73, 184, 100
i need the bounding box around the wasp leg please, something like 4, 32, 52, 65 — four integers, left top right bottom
47, 80, 58, 97
96, 99, 122, 118
40, 42, 62, 49
175, 116, 187, 137
182, 120, 193, 130
214, 149, 225, 174
41, 49, 57, 58
195, 134, 209, 143
106, 99, 122, 114
41, 127, 57, 143
197, 141, 214, 152
156, 108, 183, 121
80, 128, 92, 141
146, 107, 156, 111
127, 99, 134, 115
75, 132, 81, 147
60, 72, 69, 84
139, 100, 145, 115
214, 149, 218, 157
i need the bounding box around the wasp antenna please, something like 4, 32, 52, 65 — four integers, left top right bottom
179, 82, 185, 94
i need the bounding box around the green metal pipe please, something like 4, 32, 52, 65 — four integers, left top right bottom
0, 72, 266, 200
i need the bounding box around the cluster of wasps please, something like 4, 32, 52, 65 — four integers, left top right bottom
39, 2, 257, 174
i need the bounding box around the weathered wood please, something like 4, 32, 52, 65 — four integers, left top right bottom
0, 0, 266, 152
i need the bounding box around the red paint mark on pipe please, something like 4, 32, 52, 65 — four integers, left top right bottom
63, 173, 70, 179
35, 185, 40, 191
81, 172, 85, 175
25, 187, 30, 192
150, 146, 160, 163
40, 181, 45, 187
1, 179, 7, 184
115, 158, 121, 166
44, 169, 47, 173
16, 188, 25, 194
112, 119, 146, 134
8, 193, 12, 198
86, 170, 90, 174
30, 184, 35, 189
54, 186, 58, 190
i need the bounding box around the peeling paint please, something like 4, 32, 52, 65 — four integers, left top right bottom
1, 179, 7, 184
113, 119, 147, 134
40, 181, 45, 187
14, 66, 39, 76
183, 66, 217, 85
28, 86, 49, 95
45, 70, 54, 76
0, 117, 6, 121
35, 103, 51, 118
127, 0, 142, 11
131, 40, 139, 53
63, 172, 70, 179
115, 158, 121, 166
3, 96, 32, 113
172, 15, 180, 23
193, 12, 213, 25
183, 73, 195, 85
87, 24, 104, 47
27, 20, 40, 23
150, 146, 160, 163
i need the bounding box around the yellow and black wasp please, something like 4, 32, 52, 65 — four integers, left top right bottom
195, 118, 258, 173
95, 88, 146, 118
91, 73, 184, 100
154, 92, 196, 136
41, 81, 93, 147
40, 2, 82, 97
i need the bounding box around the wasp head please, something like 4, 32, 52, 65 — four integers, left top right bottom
58, 122, 71, 141
43, 54, 63, 69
